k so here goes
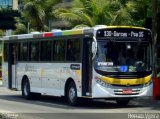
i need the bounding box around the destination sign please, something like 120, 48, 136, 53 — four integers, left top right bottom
96, 28, 151, 38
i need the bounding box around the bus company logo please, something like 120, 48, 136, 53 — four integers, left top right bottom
70, 64, 80, 70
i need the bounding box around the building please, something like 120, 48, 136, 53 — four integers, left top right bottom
0, 0, 12, 8
12, 0, 18, 10
0, 0, 18, 10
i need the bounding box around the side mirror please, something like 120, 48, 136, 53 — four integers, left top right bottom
92, 37, 97, 60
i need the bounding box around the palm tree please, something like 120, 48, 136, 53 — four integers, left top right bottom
43, 0, 63, 30
23, 0, 45, 31
54, 0, 147, 27
44, 0, 63, 20
23, 0, 63, 31
110, 0, 137, 25
13, 17, 28, 34
127, 0, 151, 26
54, 0, 112, 27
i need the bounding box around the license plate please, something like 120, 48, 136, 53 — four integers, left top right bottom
122, 89, 132, 94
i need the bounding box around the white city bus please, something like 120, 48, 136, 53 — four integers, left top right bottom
2, 25, 153, 105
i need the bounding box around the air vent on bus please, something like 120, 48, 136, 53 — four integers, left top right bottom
114, 89, 141, 95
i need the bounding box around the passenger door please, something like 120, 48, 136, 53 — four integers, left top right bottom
8, 43, 18, 89
82, 38, 92, 96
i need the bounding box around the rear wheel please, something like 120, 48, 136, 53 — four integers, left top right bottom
22, 79, 31, 99
67, 82, 78, 106
116, 99, 130, 106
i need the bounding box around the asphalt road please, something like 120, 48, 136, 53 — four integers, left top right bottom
0, 84, 160, 119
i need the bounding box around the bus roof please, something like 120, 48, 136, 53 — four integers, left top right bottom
3, 28, 94, 41
2, 25, 150, 41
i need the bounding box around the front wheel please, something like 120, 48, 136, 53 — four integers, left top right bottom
22, 79, 31, 99
67, 82, 79, 106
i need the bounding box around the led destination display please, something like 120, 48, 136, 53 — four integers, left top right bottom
96, 28, 151, 38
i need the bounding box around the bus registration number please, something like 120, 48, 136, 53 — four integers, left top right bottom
122, 89, 132, 94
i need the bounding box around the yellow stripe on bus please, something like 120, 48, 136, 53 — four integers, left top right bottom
106, 26, 146, 30
101, 75, 151, 85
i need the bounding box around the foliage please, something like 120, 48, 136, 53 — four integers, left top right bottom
0, 30, 3, 37
22, 0, 63, 31
12, 0, 156, 34
54, 0, 152, 27
23, 0, 45, 31
54, 0, 112, 27
0, 8, 20, 30
13, 17, 28, 34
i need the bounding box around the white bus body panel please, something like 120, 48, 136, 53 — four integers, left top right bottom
12, 65, 17, 88
2, 63, 8, 88
16, 63, 82, 97
92, 69, 153, 98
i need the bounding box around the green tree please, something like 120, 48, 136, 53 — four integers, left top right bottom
110, 0, 137, 25
23, 0, 45, 31
13, 17, 28, 34
54, 0, 112, 27
54, 0, 151, 27
0, 8, 20, 30
0, 30, 3, 37
23, 0, 63, 31
16, 0, 153, 33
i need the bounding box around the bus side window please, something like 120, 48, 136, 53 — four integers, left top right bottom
67, 41, 75, 61
4, 43, 9, 62
19, 42, 28, 61
40, 40, 51, 61
30, 41, 40, 61
53, 40, 65, 61
66, 39, 81, 61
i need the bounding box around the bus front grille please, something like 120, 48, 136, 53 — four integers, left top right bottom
114, 89, 141, 95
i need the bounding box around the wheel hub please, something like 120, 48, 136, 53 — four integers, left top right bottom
24, 83, 28, 96
69, 87, 75, 102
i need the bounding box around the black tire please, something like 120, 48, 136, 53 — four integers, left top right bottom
22, 79, 31, 99
116, 99, 130, 106
67, 82, 79, 106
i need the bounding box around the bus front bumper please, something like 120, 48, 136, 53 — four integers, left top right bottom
92, 83, 153, 98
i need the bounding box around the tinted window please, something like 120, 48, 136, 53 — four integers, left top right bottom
19, 42, 28, 61
53, 40, 66, 61
40, 40, 51, 61
4, 43, 9, 62
66, 39, 81, 61
30, 42, 39, 61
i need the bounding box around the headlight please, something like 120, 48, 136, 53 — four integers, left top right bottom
143, 79, 152, 87
95, 76, 111, 88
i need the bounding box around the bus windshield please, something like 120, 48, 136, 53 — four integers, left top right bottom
94, 39, 151, 72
